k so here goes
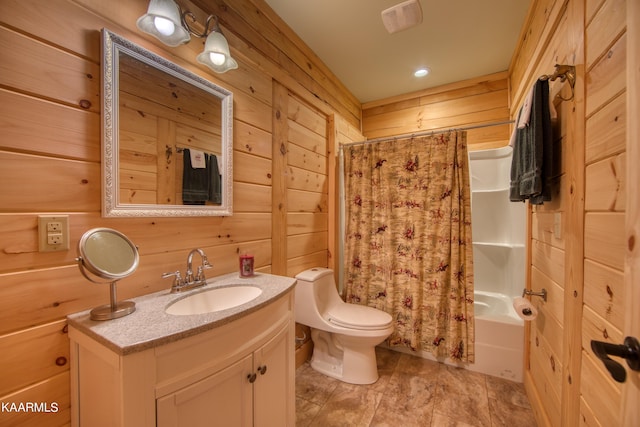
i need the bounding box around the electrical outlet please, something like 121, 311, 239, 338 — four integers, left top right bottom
47, 222, 63, 232
38, 215, 70, 252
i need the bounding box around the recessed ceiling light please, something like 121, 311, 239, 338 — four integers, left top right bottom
414, 68, 430, 77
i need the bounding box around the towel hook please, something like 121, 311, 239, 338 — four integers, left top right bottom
539, 64, 576, 101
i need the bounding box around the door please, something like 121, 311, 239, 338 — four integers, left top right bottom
156, 355, 253, 427
253, 322, 295, 427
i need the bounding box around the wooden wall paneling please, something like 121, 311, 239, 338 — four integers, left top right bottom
529, 335, 562, 425
0, 371, 71, 427
584, 212, 625, 271
158, 119, 176, 204
531, 268, 565, 331
585, 0, 626, 70
287, 213, 328, 236
531, 240, 565, 285
0, 89, 100, 161
583, 259, 625, 330
0, 213, 268, 273
586, 0, 607, 24
531, 324, 564, 397
361, 79, 510, 141
559, 3, 585, 423
233, 182, 272, 212
0, 320, 69, 397
509, 0, 568, 107
585, 153, 626, 212
0, 26, 100, 113
287, 232, 328, 260
585, 33, 626, 118
234, 151, 273, 186
585, 92, 626, 164
234, 89, 273, 133
287, 189, 327, 213
580, 351, 622, 426
272, 82, 289, 275
623, 0, 640, 422
234, 120, 273, 159
581, 0, 628, 423
531, 212, 566, 249
0, 152, 101, 212
287, 143, 327, 174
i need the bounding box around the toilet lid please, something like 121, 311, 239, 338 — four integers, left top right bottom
326, 304, 393, 330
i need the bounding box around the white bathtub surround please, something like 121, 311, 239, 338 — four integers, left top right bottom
468, 145, 526, 381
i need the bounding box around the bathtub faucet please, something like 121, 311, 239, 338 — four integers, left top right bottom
522, 288, 547, 302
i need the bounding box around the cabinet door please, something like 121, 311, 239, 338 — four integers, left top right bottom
157, 354, 253, 427
253, 322, 294, 427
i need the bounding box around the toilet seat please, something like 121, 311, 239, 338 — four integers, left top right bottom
326, 304, 392, 330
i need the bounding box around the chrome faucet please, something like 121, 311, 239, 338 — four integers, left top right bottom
162, 248, 212, 293
186, 248, 212, 285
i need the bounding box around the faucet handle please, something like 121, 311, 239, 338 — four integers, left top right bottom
195, 262, 213, 283
202, 256, 213, 269
162, 270, 184, 290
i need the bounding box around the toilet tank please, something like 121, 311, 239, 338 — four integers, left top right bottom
294, 268, 342, 327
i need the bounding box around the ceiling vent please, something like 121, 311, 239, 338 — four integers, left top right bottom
381, 0, 423, 34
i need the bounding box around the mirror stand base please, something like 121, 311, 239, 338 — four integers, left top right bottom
90, 300, 136, 321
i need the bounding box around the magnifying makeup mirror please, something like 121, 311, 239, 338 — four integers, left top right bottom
77, 228, 139, 320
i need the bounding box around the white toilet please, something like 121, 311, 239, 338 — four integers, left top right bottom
294, 267, 394, 384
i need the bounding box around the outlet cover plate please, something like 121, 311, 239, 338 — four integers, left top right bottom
38, 215, 70, 252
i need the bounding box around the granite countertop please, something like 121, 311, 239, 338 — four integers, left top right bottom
67, 272, 296, 356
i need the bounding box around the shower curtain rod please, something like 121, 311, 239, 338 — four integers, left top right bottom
341, 119, 515, 148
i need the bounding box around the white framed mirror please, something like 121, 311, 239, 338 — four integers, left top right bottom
102, 29, 233, 217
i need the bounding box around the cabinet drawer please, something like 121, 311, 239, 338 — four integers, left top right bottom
155, 292, 292, 397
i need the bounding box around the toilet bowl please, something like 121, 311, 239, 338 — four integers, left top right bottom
294, 267, 394, 384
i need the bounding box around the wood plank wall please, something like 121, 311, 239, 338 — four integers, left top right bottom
509, 0, 629, 425
361, 71, 511, 151
0, 0, 359, 425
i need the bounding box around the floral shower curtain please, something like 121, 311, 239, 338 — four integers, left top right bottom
342, 131, 475, 362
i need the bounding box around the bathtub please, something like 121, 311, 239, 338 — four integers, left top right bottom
383, 290, 525, 382
470, 291, 524, 381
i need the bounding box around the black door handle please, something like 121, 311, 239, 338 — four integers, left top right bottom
590, 336, 640, 383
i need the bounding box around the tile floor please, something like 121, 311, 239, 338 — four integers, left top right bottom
295, 347, 537, 427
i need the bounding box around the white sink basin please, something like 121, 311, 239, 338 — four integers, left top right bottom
165, 285, 263, 316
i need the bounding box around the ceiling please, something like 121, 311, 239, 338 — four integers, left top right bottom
263, 0, 531, 104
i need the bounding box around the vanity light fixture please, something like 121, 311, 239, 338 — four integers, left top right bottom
136, 0, 238, 73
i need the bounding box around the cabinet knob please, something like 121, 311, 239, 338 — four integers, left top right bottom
258, 365, 267, 375
247, 373, 257, 383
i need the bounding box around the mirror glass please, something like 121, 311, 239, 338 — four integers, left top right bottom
102, 29, 233, 217
78, 228, 139, 280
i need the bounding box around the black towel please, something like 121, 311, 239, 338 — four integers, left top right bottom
509, 79, 553, 204
208, 154, 222, 204
182, 148, 209, 204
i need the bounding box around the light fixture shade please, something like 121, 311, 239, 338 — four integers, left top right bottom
196, 31, 238, 73
136, 0, 190, 47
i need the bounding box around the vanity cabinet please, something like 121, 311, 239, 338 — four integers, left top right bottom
69, 290, 295, 427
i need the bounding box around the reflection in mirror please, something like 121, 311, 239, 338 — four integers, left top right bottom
102, 29, 233, 217
77, 228, 139, 320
